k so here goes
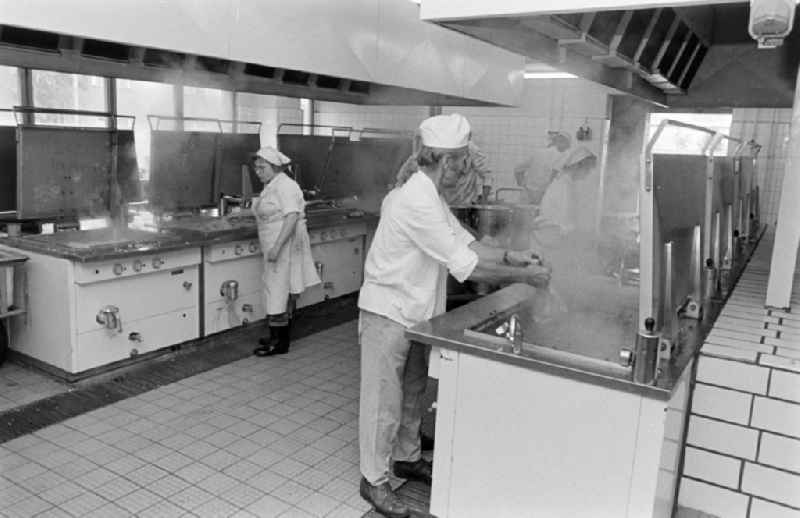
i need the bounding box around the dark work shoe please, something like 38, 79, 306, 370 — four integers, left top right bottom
359, 477, 410, 518
253, 337, 286, 357
421, 433, 435, 451
393, 458, 432, 485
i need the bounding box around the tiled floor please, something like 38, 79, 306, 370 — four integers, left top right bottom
0, 364, 70, 413
0, 321, 373, 518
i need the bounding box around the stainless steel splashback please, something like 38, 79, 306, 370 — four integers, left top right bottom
640, 119, 760, 349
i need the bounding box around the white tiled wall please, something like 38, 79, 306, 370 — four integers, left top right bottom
729, 109, 792, 233
313, 78, 613, 194
678, 242, 800, 518
442, 78, 612, 190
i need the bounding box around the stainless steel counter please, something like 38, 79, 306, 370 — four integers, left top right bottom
407, 283, 716, 401
0, 212, 378, 262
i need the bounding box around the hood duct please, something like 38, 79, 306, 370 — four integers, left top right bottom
440, 5, 710, 101
0, 24, 501, 106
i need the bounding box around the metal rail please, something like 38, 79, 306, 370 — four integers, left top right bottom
11, 106, 136, 129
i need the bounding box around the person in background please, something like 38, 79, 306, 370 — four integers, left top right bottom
357, 113, 551, 518
250, 147, 320, 357
513, 130, 573, 205
533, 144, 598, 239
395, 139, 490, 205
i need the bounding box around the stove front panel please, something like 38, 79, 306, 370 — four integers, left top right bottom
74, 265, 199, 334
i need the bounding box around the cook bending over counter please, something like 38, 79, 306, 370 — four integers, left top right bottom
357, 113, 550, 518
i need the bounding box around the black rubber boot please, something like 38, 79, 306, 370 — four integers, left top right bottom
254, 325, 283, 357
276, 320, 291, 354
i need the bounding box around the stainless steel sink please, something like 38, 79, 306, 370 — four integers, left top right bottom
465, 276, 638, 375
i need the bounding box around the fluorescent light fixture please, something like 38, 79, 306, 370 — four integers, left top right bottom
524, 72, 578, 79
523, 61, 578, 79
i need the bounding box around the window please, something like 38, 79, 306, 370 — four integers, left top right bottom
184, 86, 233, 131
31, 70, 107, 126
648, 112, 733, 156
116, 79, 175, 180
0, 66, 20, 125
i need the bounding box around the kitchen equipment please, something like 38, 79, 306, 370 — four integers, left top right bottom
0, 248, 28, 366
0, 239, 201, 376
6, 107, 139, 220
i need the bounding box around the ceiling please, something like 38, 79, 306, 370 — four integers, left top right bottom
434, 2, 800, 108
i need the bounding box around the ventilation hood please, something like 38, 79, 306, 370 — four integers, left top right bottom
421, 0, 800, 108
0, 0, 525, 107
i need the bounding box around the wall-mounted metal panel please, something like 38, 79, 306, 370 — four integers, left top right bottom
216, 133, 260, 198
277, 134, 411, 200
16, 126, 112, 219
149, 130, 218, 211
0, 127, 16, 213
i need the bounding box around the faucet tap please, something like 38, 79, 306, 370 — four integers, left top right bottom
507, 313, 523, 354
218, 194, 244, 216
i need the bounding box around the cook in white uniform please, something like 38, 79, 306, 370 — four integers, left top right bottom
513, 130, 573, 204
357, 114, 551, 518
250, 147, 320, 357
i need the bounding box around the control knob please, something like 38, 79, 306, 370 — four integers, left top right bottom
248, 242, 258, 253
132, 259, 144, 273
234, 244, 244, 256
152, 257, 164, 269
113, 263, 124, 276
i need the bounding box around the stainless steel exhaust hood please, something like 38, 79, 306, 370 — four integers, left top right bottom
0, 0, 526, 107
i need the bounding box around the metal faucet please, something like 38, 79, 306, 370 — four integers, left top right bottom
507, 313, 523, 354
218, 194, 245, 216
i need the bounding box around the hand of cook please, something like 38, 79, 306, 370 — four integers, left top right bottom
267, 246, 280, 262
523, 262, 552, 289
503, 249, 543, 267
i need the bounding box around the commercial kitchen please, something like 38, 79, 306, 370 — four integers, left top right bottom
0, 1, 799, 517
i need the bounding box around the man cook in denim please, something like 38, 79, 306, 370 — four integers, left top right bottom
357, 113, 552, 517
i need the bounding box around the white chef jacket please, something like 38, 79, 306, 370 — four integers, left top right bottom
359, 171, 478, 328
538, 172, 576, 234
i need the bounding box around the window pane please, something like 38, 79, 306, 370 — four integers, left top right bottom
0, 66, 20, 126
116, 78, 175, 181
32, 70, 107, 126
184, 86, 233, 131
648, 113, 733, 156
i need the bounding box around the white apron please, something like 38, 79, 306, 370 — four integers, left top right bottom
252, 176, 320, 315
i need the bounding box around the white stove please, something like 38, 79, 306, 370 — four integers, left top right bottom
2, 244, 201, 376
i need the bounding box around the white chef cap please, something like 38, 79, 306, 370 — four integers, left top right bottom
254, 146, 291, 166
419, 114, 471, 150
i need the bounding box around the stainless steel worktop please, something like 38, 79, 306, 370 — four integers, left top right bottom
0, 212, 378, 263
407, 283, 715, 401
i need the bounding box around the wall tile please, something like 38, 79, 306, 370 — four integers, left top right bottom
759, 355, 800, 374
683, 447, 742, 489
678, 478, 749, 518
750, 498, 799, 518
701, 344, 758, 363
751, 397, 800, 438
687, 416, 758, 460
704, 336, 774, 354
696, 356, 769, 394
768, 370, 800, 404
742, 462, 800, 508
691, 384, 753, 425
758, 432, 800, 474
775, 347, 800, 360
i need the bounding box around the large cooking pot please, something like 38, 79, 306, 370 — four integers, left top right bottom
450, 204, 513, 244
